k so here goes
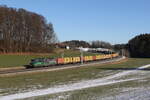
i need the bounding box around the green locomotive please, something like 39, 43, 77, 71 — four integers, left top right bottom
30, 58, 57, 67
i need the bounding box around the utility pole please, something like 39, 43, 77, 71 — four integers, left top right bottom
61, 52, 64, 58
80, 49, 83, 64
111, 51, 113, 59
121, 49, 124, 57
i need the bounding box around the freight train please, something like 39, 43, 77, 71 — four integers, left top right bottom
28, 53, 119, 68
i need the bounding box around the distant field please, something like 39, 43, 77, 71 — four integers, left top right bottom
0, 49, 99, 68
0, 55, 49, 67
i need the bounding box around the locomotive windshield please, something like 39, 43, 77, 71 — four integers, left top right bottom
31, 58, 44, 63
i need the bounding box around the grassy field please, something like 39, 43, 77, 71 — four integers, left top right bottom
0, 49, 99, 68
29, 77, 150, 100
0, 58, 150, 98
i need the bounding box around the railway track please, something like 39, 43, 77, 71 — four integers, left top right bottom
0, 56, 126, 75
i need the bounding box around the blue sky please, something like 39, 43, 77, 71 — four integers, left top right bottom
0, 0, 150, 44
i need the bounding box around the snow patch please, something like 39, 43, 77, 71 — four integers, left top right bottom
0, 78, 141, 100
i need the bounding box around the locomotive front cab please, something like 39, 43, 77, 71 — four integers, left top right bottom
30, 58, 44, 67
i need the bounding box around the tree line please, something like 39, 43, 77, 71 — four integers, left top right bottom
62, 40, 113, 49
114, 33, 150, 58
128, 33, 150, 57
62, 40, 90, 48
0, 6, 58, 53
90, 40, 113, 49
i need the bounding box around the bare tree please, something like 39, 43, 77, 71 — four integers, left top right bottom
0, 6, 58, 53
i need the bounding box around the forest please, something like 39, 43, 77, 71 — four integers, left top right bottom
0, 6, 58, 53
114, 34, 150, 58
128, 34, 150, 58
